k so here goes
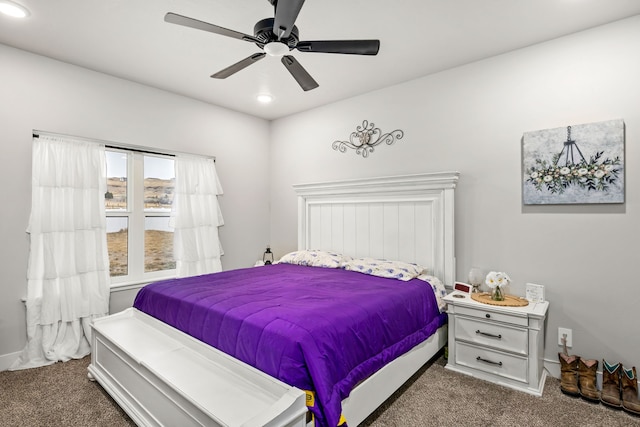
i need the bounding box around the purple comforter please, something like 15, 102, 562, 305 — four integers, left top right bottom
133, 263, 446, 427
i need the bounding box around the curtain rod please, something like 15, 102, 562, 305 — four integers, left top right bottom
32, 130, 216, 161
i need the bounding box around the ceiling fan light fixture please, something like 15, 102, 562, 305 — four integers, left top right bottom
0, 0, 29, 18
264, 42, 289, 57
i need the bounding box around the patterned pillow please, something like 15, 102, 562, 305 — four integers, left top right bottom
277, 250, 352, 269
417, 274, 447, 313
343, 257, 426, 281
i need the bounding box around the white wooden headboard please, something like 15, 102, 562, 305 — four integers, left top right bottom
293, 172, 459, 288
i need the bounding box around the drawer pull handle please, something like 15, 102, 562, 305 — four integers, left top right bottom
476, 330, 502, 339
476, 356, 503, 367
485, 313, 491, 318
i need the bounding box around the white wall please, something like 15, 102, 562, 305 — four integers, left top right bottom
0, 44, 270, 368
270, 16, 640, 366
3, 15, 639, 372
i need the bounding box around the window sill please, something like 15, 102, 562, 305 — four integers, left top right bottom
110, 275, 175, 292
20, 277, 176, 303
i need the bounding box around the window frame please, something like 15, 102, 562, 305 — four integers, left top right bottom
106, 148, 177, 287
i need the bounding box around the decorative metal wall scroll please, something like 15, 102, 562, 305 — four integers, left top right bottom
522, 119, 624, 204
332, 120, 404, 158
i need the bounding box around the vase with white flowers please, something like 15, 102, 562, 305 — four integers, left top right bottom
485, 271, 511, 301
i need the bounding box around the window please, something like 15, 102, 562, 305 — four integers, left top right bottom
106, 149, 176, 284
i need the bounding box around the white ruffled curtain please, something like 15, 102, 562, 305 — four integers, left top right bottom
172, 155, 224, 277
11, 136, 110, 370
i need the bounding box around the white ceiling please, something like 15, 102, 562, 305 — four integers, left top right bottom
2, 0, 640, 120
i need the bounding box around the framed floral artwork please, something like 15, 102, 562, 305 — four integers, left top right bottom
522, 119, 624, 205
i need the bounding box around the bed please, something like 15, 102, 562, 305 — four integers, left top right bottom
88, 172, 459, 427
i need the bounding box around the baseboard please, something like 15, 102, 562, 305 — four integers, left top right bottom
0, 351, 21, 371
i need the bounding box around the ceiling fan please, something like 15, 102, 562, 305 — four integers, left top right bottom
165, 0, 380, 91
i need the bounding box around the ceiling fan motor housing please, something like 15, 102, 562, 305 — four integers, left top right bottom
254, 18, 299, 49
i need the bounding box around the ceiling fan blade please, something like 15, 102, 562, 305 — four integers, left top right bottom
273, 0, 305, 40
281, 55, 318, 91
211, 53, 266, 79
296, 40, 380, 55
165, 12, 262, 44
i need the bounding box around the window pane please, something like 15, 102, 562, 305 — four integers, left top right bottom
106, 217, 128, 277
105, 151, 128, 210
144, 156, 175, 211
145, 216, 175, 272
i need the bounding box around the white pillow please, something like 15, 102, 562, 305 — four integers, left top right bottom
277, 250, 352, 269
343, 257, 426, 281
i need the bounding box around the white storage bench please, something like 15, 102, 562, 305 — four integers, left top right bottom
88, 308, 307, 427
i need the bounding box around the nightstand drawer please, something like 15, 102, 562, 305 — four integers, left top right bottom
455, 305, 528, 327
455, 342, 528, 383
455, 317, 528, 355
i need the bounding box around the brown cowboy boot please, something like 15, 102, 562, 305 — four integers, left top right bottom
601, 360, 622, 408
578, 358, 600, 402
559, 353, 580, 396
621, 365, 640, 415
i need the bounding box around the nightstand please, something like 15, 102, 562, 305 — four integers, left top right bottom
443, 291, 549, 396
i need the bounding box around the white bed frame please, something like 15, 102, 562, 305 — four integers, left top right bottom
88, 172, 459, 427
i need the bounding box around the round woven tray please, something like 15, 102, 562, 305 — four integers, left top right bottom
471, 292, 529, 307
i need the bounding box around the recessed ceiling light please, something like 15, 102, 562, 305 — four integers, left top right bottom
0, 1, 29, 18
256, 94, 273, 104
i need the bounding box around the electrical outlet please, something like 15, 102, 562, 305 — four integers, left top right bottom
558, 327, 573, 347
